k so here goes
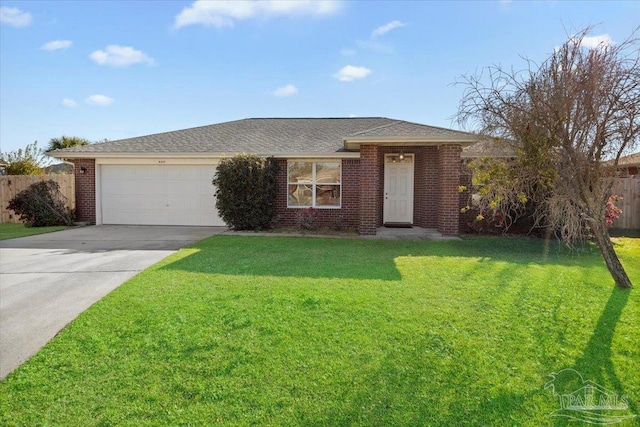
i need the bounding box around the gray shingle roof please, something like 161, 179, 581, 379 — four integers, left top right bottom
347, 120, 476, 139
48, 117, 479, 157
461, 139, 517, 158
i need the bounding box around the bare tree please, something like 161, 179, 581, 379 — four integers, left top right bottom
457, 26, 639, 288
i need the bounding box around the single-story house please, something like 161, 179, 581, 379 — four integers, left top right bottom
47, 117, 481, 236
616, 152, 639, 177
44, 163, 74, 174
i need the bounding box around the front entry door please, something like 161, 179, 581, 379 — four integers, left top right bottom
383, 153, 414, 224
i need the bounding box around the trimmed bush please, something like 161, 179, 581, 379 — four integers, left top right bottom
212, 154, 279, 230
7, 180, 74, 227
296, 207, 318, 231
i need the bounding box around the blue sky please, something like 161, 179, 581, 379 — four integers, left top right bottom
1, 0, 638, 154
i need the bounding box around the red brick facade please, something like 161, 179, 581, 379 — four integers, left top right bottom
414, 146, 439, 229
72, 145, 464, 234
359, 146, 381, 235
73, 159, 96, 224
358, 145, 440, 234
354, 144, 462, 235
273, 158, 360, 230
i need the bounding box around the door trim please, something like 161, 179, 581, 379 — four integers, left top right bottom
383, 153, 414, 225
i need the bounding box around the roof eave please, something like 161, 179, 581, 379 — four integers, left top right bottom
46, 151, 361, 160
343, 136, 480, 150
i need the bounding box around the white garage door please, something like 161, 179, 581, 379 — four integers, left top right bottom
101, 164, 223, 226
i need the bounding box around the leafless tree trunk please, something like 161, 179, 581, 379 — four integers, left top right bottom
592, 223, 633, 288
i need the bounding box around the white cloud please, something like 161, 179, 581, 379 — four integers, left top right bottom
580, 34, 613, 49
61, 98, 77, 107
0, 6, 32, 27
334, 65, 371, 82
340, 48, 356, 56
89, 45, 155, 67
273, 84, 298, 97
371, 20, 407, 38
85, 94, 114, 106
356, 39, 394, 54
41, 40, 72, 51
348, 113, 357, 118
174, 0, 342, 29
560, 33, 613, 53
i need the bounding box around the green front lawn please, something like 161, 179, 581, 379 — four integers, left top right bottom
0, 223, 67, 240
1, 236, 638, 426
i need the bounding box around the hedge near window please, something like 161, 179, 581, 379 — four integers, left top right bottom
212, 154, 279, 230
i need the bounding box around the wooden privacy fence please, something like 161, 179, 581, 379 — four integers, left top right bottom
611, 176, 640, 230
0, 175, 75, 223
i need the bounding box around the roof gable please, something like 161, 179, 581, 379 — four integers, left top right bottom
347, 120, 477, 139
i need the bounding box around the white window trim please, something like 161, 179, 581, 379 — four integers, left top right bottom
287, 160, 342, 209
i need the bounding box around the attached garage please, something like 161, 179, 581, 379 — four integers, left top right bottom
99, 164, 224, 226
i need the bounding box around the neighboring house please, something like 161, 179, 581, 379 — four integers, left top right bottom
44, 163, 74, 174
461, 139, 515, 160
616, 152, 639, 177
47, 117, 481, 236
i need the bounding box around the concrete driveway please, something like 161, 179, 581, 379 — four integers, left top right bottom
0, 225, 225, 380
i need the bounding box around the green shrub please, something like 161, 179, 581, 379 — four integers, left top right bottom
212, 154, 279, 230
1, 141, 46, 175
7, 181, 75, 227
296, 207, 318, 231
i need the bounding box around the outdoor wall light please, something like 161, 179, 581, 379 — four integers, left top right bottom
79, 166, 87, 174
398, 151, 405, 161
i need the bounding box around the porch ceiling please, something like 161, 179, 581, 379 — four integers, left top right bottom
342, 136, 479, 151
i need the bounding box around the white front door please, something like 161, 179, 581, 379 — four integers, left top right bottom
383, 154, 414, 224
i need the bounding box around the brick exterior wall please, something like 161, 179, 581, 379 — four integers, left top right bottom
413, 146, 439, 228
359, 145, 446, 234
359, 145, 381, 235
273, 147, 461, 236
69, 148, 464, 235
437, 145, 462, 235
273, 158, 360, 230
73, 159, 96, 224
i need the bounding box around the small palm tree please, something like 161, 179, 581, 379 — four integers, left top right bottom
46, 136, 90, 152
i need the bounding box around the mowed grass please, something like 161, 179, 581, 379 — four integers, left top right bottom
0, 223, 67, 240
1, 236, 638, 426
